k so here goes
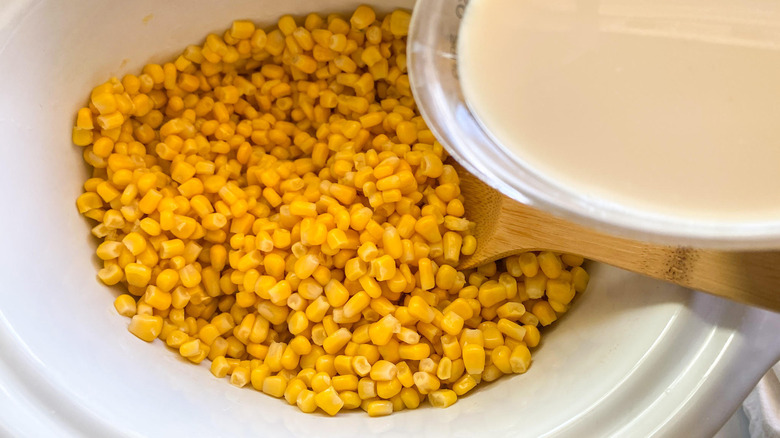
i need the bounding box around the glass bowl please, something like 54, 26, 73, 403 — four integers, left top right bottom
0, 1, 779, 437
407, 0, 780, 249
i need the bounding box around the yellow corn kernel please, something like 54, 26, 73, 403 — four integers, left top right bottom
493, 273, 516, 299
114, 294, 137, 317
496, 318, 526, 341
412, 371, 440, 394
478, 280, 506, 308
571, 266, 590, 293
338, 390, 361, 410
287, 310, 309, 335
352, 356, 372, 376
143, 285, 171, 310
414, 216, 441, 243
538, 251, 563, 279
389, 9, 411, 36
398, 343, 430, 361
440, 310, 464, 336
532, 301, 558, 326
461, 235, 477, 256
209, 356, 230, 378
96, 111, 124, 130
77, 192, 104, 213
365, 399, 392, 417
178, 264, 201, 288
98, 264, 123, 285
522, 324, 541, 348
229, 365, 250, 387
494, 302, 524, 321
179, 339, 202, 358
124, 263, 152, 287
510, 344, 532, 374
332, 374, 359, 392
250, 364, 272, 391
395, 387, 418, 410
369, 314, 401, 346
343, 291, 371, 318
407, 296, 434, 324
294, 254, 320, 280
323, 328, 352, 355
96, 181, 120, 202
325, 229, 348, 251
524, 272, 547, 300
357, 275, 380, 299
358, 377, 377, 400
432, 356, 451, 381
296, 389, 317, 413
449, 374, 476, 397
333, 354, 353, 375
314, 386, 344, 416
75, 107, 94, 129
518, 252, 540, 277
72, 127, 93, 146
350, 5, 376, 30
417, 257, 436, 290
428, 389, 457, 408
324, 279, 349, 307
121, 232, 146, 256
262, 375, 288, 398
431, 262, 456, 289
462, 344, 485, 375
547, 278, 575, 305
127, 314, 163, 342
96, 241, 123, 260
370, 360, 397, 382
280, 377, 307, 405
440, 334, 461, 361
367, 254, 393, 282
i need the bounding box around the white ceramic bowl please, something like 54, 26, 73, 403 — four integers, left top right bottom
1, 1, 779, 436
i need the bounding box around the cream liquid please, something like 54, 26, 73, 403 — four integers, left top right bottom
458, 0, 780, 222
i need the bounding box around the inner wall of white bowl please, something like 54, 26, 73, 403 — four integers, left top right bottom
0, 1, 770, 437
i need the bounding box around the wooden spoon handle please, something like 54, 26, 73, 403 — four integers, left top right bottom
633, 248, 780, 312
467, 195, 780, 312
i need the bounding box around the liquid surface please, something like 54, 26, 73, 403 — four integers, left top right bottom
458, 0, 780, 222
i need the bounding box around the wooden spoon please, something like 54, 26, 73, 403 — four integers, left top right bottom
455, 164, 780, 312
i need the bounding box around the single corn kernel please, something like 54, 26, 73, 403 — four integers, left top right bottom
428, 389, 457, 408
114, 294, 137, 317
538, 251, 563, 279
367, 400, 393, 417
351, 5, 376, 30
510, 344, 532, 374
262, 375, 288, 398
314, 386, 344, 416
497, 318, 527, 341
125, 263, 152, 287
389, 10, 411, 36
370, 360, 397, 381
462, 344, 486, 375
127, 314, 163, 342
532, 301, 558, 326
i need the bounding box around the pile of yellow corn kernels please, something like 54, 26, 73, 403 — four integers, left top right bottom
72, 6, 589, 417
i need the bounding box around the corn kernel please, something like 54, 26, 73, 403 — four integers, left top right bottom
114, 294, 137, 317
127, 314, 163, 342
314, 386, 343, 416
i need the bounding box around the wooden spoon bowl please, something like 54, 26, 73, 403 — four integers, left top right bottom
455, 163, 780, 312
